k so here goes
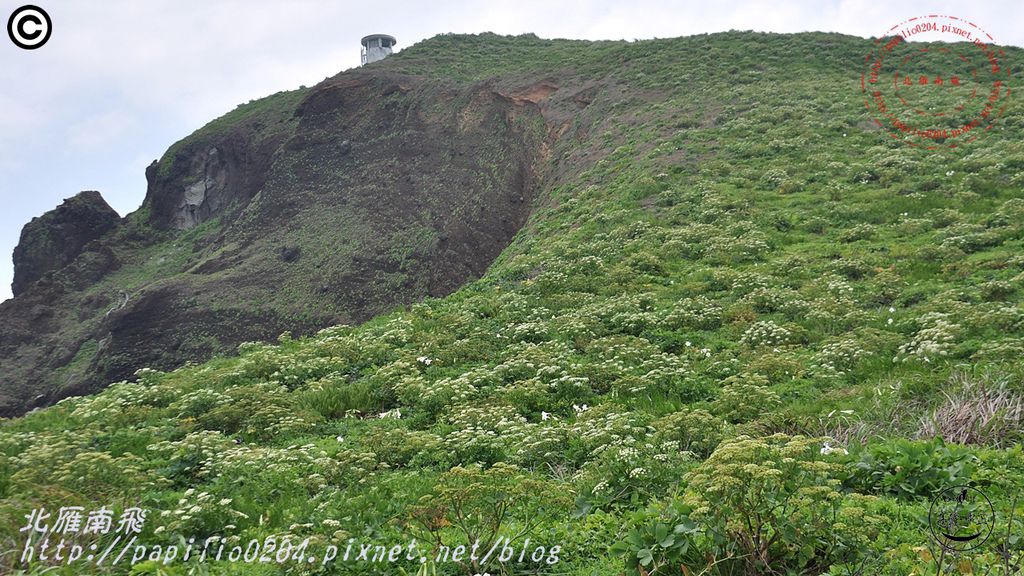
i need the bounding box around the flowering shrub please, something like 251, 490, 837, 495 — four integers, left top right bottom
706, 230, 771, 263
972, 337, 1024, 362
443, 402, 525, 465
651, 407, 728, 457
569, 404, 651, 460
171, 388, 232, 419
408, 463, 572, 574
195, 383, 315, 440
739, 320, 792, 348
511, 421, 571, 468
811, 335, 873, 377
937, 222, 1002, 253
578, 438, 695, 508
158, 487, 251, 537
712, 373, 781, 423
364, 426, 446, 468
662, 295, 723, 329
5, 432, 162, 501
759, 168, 788, 190
839, 223, 877, 242
579, 293, 660, 336
683, 434, 884, 574
146, 430, 237, 482
894, 312, 961, 363
417, 374, 482, 415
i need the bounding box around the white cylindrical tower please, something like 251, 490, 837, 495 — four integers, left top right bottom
361, 34, 397, 65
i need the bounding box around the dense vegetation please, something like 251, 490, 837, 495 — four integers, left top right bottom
3, 31, 1024, 575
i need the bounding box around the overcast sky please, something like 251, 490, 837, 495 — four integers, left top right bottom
1, 0, 1021, 302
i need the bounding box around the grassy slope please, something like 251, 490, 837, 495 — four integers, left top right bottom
3, 31, 1024, 575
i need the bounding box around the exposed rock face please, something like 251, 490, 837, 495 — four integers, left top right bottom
11, 191, 121, 296
0, 65, 568, 417
142, 117, 286, 231
175, 147, 230, 229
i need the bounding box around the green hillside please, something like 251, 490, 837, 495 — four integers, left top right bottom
3, 31, 1024, 575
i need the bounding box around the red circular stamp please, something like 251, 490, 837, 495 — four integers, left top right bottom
860, 15, 1013, 149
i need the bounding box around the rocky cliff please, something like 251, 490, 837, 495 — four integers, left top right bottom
0, 60, 575, 416
11, 191, 121, 296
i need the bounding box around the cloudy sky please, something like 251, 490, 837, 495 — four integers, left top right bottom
1, 0, 1021, 301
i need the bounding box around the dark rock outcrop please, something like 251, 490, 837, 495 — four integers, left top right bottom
0, 64, 564, 417
12, 191, 121, 296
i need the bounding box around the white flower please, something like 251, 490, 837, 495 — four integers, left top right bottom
416, 356, 433, 365
573, 404, 589, 414
887, 318, 894, 325
335, 435, 345, 442
946, 170, 955, 177
888, 307, 896, 313
541, 411, 551, 421
821, 442, 849, 455
684, 341, 692, 347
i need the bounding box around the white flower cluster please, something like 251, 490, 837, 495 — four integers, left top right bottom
729, 272, 771, 297
445, 402, 526, 433
706, 230, 771, 262
158, 488, 249, 535
211, 442, 353, 490
570, 407, 650, 457
374, 316, 417, 346
146, 430, 238, 479
895, 312, 961, 363
972, 337, 1024, 362
663, 295, 723, 330
443, 425, 502, 462
69, 381, 151, 422
530, 269, 571, 294
171, 388, 232, 419
513, 422, 570, 465
812, 336, 872, 376
636, 352, 692, 393
579, 293, 660, 336
416, 373, 480, 411
739, 320, 792, 348
825, 276, 855, 298
509, 321, 551, 343
938, 222, 1002, 253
